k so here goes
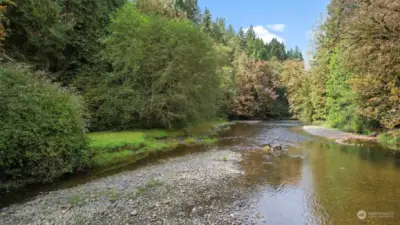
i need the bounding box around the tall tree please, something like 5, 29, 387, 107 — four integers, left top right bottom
245, 25, 256, 56
237, 27, 246, 50
201, 7, 212, 36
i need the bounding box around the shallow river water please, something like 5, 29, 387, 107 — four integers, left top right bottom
223, 121, 400, 225
2, 121, 400, 225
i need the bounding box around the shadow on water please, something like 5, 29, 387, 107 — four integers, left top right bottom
2, 120, 400, 225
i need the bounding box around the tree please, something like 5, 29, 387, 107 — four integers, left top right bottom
176, 0, 201, 23
3, 0, 125, 85
237, 27, 246, 50
232, 53, 279, 118
91, 3, 220, 130
245, 25, 256, 56
280, 60, 313, 121
212, 17, 226, 42
201, 7, 212, 36
268, 38, 286, 61
0, 0, 14, 53
227, 24, 235, 37
136, 0, 200, 22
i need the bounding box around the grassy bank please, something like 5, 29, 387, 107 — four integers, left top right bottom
377, 130, 400, 151
88, 120, 235, 168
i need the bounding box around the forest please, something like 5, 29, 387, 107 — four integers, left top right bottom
282, 0, 399, 147
0, 0, 398, 187
0, 0, 303, 185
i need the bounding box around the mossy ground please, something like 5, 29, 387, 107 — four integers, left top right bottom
88, 120, 234, 167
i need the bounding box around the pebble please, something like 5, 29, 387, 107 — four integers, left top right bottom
130, 210, 138, 216
0, 150, 253, 225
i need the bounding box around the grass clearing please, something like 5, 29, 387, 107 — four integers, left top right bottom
87, 120, 233, 168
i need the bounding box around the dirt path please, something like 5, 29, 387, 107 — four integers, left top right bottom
303, 125, 376, 144
0, 149, 261, 225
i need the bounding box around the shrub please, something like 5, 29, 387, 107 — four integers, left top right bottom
0, 63, 88, 183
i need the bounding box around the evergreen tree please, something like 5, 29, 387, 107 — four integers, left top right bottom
245, 25, 256, 56
268, 38, 285, 61
237, 27, 246, 50
227, 24, 235, 37
201, 8, 212, 36
175, 0, 201, 23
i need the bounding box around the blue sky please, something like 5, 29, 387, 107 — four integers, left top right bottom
198, 0, 330, 60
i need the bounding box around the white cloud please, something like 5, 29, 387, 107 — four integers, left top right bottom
267, 24, 285, 32
243, 25, 284, 43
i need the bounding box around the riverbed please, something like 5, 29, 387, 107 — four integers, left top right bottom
1, 121, 400, 225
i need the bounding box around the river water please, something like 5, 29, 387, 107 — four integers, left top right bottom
2, 120, 400, 224
221, 121, 400, 225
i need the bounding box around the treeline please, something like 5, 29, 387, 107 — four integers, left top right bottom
0, 0, 303, 184
281, 0, 399, 145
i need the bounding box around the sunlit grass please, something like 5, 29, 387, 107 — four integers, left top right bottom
88, 120, 230, 167
89, 131, 146, 149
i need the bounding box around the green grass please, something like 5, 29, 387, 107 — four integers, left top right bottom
89, 131, 146, 149
87, 120, 231, 168
198, 137, 218, 145
134, 179, 163, 197
182, 137, 198, 146
91, 150, 136, 167
67, 194, 83, 205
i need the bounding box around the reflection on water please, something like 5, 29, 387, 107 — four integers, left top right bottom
233, 121, 400, 225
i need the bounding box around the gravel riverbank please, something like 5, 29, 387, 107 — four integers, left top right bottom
0, 149, 262, 225
303, 125, 376, 144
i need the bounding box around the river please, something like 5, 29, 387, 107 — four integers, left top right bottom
1, 120, 400, 225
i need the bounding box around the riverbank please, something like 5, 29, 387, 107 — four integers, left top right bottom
0, 120, 236, 192
88, 120, 235, 169
303, 125, 376, 145
0, 149, 257, 225
303, 125, 399, 150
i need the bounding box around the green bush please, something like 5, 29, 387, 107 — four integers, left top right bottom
0, 64, 89, 183
378, 131, 400, 150
85, 3, 220, 131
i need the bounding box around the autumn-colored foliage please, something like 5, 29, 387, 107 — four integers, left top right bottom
232, 53, 280, 118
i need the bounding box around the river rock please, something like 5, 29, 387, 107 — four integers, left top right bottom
130, 210, 138, 216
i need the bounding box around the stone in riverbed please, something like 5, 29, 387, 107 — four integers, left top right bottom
130, 210, 138, 216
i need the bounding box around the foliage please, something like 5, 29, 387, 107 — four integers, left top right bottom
3, 0, 125, 84
0, 0, 14, 52
285, 0, 399, 138
378, 130, 400, 150
0, 63, 88, 182
280, 60, 313, 122
232, 53, 279, 118
136, 0, 200, 22
88, 3, 220, 130
0, 0, 308, 186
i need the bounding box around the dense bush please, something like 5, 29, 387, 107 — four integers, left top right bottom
0, 64, 88, 182
85, 3, 220, 130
